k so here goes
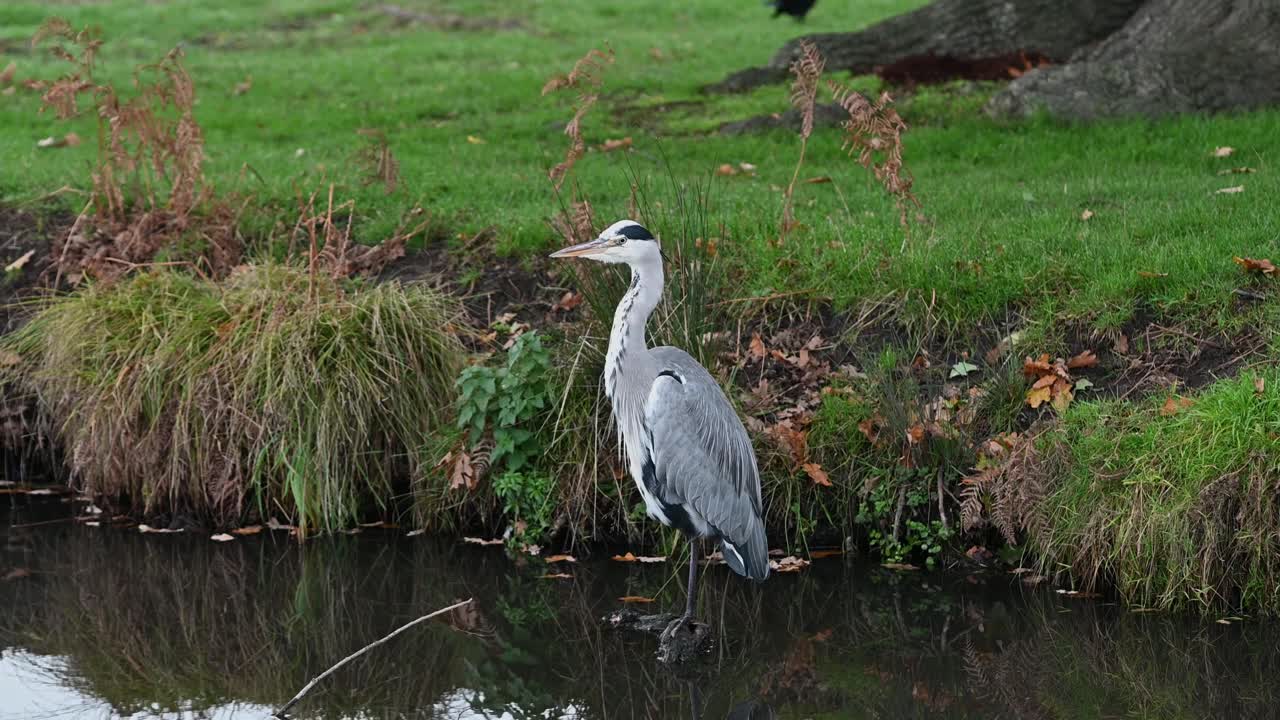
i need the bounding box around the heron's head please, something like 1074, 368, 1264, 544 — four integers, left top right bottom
549, 219, 660, 266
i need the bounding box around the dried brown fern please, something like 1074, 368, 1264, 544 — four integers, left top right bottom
542, 48, 614, 191
780, 40, 824, 244
550, 198, 595, 245
960, 427, 1052, 544
30, 19, 240, 282
827, 80, 922, 229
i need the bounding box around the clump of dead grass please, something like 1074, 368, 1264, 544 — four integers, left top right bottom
1, 264, 463, 533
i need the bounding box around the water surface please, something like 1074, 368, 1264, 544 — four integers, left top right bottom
2, 497, 1276, 719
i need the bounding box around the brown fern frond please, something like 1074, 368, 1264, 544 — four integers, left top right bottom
550, 198, 595, 244
788, 40, 824, 141
828, 80, 922, 228
543, 48, 613, 191
779, 40, 826, 245
541, 48, 613, 96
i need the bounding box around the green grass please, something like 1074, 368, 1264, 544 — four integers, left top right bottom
0, 265, 461, 532
1, 0, 1276, 334
1033, 370, 1280, 613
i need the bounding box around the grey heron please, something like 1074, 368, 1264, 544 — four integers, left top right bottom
550, 219, 770, 633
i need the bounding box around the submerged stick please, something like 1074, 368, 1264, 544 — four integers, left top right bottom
273, 597, 473, 718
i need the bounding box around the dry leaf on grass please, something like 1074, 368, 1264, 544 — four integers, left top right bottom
551, 291, 583, 312
748, 332, 766, 360
1212, 146, 1235, 157
802, 462, 832, 487
1067, 350, 1098, 369
600, 137, 632, 152
1080, 209, 1094, 221
1215, 186, 1245, 195
1254, 377, 1266, 395
1234, 257, 1276, 276
1160, 395, 1195, 416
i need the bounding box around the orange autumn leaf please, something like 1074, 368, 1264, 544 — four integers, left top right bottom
803, 462, 832, 487
1067, 350, 1098, 369
1234, 257, 1277, 276
748, 332, 766, 360
1160, 395, 1195, 416
905, 424, 925, 445
1031, 374, 1057, 390
544, 554, 577, 563
1023, 354, 1053, 377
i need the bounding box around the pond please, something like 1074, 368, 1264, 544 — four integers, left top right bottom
2, 496, 1276, 720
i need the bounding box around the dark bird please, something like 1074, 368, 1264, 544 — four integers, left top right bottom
768, 0, 817, 21
550, 220, 769, 635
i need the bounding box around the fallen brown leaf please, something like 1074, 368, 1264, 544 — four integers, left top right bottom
1234, 257, 1276, 276
1212, 146, 1235, 157
802, 462, 832, 487
618, 596, 655, 603
1114, 333, 1130, 355
1067, 350, 1098, 369
1215, 185, 1245, 195
1080, 209, 1094, 221
544, 554, 577, 563
748, 332, 766, 360
552, 291, 583, 312
770, 556, 811, 573
450, 451, 475, 491
1255, 377, 1266, 395
466, 135, 486, 145
804, 176, 832, 184
611, 552, 666, 563
1160, 395, 1195, 416
715, 163, 737, 176
600, 137, 632, 152
231, 525, 263, 536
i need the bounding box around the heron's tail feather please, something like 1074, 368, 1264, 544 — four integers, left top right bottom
721, 522, 769, 582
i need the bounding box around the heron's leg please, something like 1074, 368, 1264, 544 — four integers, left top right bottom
683, 539, 699, 622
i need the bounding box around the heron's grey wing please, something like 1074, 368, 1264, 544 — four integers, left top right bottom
645, 347, 769, 581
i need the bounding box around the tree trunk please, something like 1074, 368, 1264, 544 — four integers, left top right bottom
989, 0, 1280, 119
711, 0, 1280, 120
707, 0, 1144, 93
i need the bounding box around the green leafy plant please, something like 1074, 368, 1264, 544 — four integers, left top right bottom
456, 332, 554, 474
492, 470, 555, 546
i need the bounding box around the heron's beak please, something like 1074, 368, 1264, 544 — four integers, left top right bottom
549, 236, 613, 259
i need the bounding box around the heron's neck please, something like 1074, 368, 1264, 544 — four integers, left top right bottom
605, 259, 663, 403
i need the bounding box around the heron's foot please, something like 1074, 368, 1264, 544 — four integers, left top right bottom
657, 614, 712, 665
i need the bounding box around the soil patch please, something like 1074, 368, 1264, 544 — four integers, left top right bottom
718, 103, 847, 136
0, 207, 68, 334
875, 51, 1055, 88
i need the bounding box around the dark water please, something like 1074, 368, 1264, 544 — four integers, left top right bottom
2, 497, 1278, 720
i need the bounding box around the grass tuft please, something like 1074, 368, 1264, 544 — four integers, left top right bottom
1033, 371, 1280, 612
2, 264, 462, 533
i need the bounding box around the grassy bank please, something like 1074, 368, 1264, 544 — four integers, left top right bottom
1, 0, 1279, 613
